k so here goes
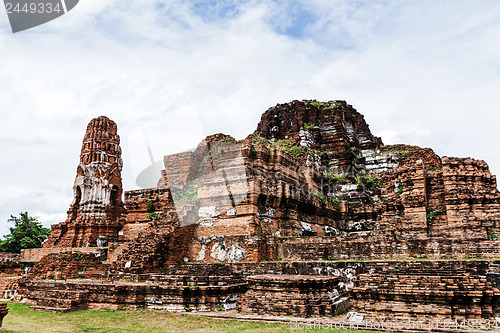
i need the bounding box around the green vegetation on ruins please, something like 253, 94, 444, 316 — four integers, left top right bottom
246, 132, 308, 159
323, 170, 382, 192
172, 186, 198, 203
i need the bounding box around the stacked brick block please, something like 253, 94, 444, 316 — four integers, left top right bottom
240, 274, 348, 317
351, 260, 500, 322
27, 252, 107, 280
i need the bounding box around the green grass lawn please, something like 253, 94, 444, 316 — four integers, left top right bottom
2, 303, 376, 333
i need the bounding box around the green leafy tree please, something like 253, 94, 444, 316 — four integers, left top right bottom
0, 212, 51, 253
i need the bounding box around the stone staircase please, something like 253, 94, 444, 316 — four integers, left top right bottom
29, 289, 88, 313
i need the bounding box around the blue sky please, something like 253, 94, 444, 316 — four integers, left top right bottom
0, 0, 499, 236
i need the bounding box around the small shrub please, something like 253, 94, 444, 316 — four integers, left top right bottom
398, 185, 404, 195
426, 208, 439, 223
310, 101, 323, 108
146, 200, 155, 212
488, 233, 499, 240
172, 186, 198, 203
289, 145, 302, 156
303, 123, 315, 130
325, 172, 347, 185
331, 197, 342, 204
363, 174, 382, 191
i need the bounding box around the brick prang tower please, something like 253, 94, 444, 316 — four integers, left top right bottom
43, 116, 126, 248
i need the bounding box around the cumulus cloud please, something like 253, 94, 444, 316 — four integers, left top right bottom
0, 0, 499, 236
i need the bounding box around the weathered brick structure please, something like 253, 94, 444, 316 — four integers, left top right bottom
109, 100, 500, 266
27, 252, 107, 280
240, 274, 349, 317
43, 116, 126, 248
17, 100, 500, 324
350, 260, 500, 324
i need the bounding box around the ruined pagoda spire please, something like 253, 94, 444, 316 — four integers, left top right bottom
74, 116, 124, 217
43, 116, 126, 248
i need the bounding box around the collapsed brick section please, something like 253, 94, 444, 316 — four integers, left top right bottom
43, 116, 126, 248
109, 195, 197, 272
124, 188, 171, 224
0, 259, 22, 277
105, 188, 189, 271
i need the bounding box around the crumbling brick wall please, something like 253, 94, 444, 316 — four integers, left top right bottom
26, 252, 107, 280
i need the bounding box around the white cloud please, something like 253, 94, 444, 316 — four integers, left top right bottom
0, 0, 499, 237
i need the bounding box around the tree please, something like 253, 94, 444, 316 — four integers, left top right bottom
0, 212, 51, 253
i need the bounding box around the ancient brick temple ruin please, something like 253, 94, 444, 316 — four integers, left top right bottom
13, 100, 500, 326
44, 116, 126, 248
